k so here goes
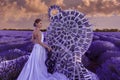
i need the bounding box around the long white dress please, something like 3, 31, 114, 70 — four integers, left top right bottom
17, 32, 69, 80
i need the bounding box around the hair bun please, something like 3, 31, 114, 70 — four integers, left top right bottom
33, 22, 36, 27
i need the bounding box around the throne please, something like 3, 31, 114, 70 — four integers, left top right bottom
44, 5, 97, 80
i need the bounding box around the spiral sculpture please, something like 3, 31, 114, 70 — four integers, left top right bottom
44, 5, 95, 80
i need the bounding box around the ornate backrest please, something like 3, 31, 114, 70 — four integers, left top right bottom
44, 5, 93, 80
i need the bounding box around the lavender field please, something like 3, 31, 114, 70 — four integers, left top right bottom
0, 30, 120, 80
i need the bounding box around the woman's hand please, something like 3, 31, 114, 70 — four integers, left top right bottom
47, 46, 52, 52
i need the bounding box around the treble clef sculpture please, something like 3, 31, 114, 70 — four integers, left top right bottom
44, 5, 98, 80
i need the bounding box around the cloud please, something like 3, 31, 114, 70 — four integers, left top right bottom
0, 0, 49, 29
77, 0, 120, 16
49, 0, 120, 16
25, 0, 48, 13
0, 0, 48, 22
0, 0, 120, 29
56, 0, 64, 5
0, 0, 120, 22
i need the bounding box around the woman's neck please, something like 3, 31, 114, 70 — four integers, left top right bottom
34, 27, 40, 31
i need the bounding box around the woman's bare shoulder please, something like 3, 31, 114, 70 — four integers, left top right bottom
33, 30, 37, 34
32, 30, 37, 37
38, 31, 42, 37
33, 30, 42, 36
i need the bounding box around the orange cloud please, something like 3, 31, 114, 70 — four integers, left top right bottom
0, 0, 48, 22
0, 0, 120, 22
56, 0, 64, 6
77, 0, 120, 16
25, 0, 48, 13
0, 0, 120, 29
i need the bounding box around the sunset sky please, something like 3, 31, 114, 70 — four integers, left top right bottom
0, 0, 120, 30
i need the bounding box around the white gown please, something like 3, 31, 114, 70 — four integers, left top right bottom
17, 32, 69, 80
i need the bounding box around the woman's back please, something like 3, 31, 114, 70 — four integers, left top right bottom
32, 30, 43, 44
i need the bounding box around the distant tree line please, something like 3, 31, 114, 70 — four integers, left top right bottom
94, 29, 120, 32
1, 28, 120, 32
1, 28, 47, 32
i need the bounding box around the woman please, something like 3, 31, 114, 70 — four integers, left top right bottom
17, 18, 69, 80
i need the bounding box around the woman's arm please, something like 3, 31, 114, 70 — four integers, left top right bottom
37, 31, 50, 49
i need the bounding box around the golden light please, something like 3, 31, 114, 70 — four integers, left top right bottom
51, 9, 59, 16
